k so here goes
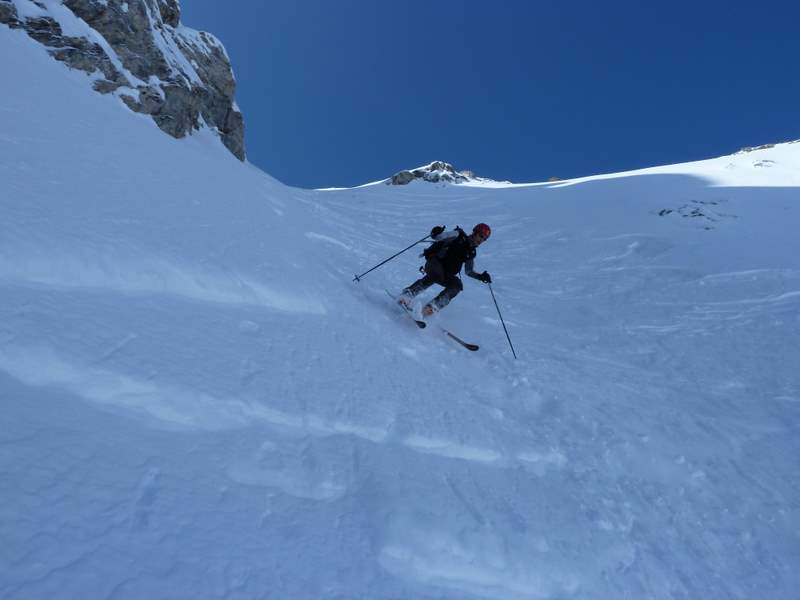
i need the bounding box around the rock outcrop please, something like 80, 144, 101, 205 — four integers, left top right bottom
735, 140, 799, 154
389, 161, 480, 185
1, 0, 245, 160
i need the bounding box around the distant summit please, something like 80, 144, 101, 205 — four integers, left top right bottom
388, 161, 492, 185
1, 0, 245, 160
735, 140, 799, 155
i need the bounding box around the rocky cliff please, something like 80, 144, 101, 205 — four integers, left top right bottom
1, 0, 245, 160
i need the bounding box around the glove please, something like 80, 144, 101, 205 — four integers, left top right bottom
478, 271, 492, 284
430, 225, 445, 238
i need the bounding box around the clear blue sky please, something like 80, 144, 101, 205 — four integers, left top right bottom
182, 0, 800, 189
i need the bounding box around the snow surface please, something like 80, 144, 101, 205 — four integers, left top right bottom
2, 25, 799, 600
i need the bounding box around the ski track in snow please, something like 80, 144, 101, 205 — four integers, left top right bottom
0, 253, 326, 314
0, 342, 564, 474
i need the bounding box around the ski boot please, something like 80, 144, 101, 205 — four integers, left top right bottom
397, 292, 413, 311
422, 303, 437, 318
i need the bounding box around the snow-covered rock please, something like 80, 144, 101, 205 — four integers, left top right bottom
389, 160, 495, 185
735, 139, 799, 154
1, 0, 245, 160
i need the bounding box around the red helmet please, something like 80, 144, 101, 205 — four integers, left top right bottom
473, 223, 491, 240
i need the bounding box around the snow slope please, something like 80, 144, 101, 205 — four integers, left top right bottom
2, 26, 799, 600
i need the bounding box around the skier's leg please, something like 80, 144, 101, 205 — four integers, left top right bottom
402, 273, 434, 299
402, 259, 443, 298
425, 275, 463, 314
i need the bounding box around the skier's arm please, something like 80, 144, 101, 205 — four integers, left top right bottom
465, 257, 480, 279
465, 257, 492, 283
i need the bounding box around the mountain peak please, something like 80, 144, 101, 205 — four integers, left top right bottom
388, 160, 488, 185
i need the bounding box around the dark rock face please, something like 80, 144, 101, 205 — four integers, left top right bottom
19, 13, 128, 86
1, 0, 245, 160
0, 1, 20, 27
391, 170, 416, 185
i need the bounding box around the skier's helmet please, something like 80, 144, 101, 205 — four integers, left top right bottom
473, 223, 491, 240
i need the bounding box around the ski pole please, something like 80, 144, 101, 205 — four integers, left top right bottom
488, 283, 517, 359
353, 235, 430, 282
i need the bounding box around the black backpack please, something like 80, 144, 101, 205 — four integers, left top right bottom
423, 226, 465, 261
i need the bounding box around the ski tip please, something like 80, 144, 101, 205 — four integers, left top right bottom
442, 329, 479, 351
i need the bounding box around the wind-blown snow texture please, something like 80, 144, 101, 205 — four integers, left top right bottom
2, 26, 799, 600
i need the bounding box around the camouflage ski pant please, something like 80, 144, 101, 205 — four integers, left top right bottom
402, 258, 463, 310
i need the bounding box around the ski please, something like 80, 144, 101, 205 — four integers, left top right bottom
384, 291, 478, 350
385, 290, 426, 328
384, 290, 480, 352
441, 328, 479, 351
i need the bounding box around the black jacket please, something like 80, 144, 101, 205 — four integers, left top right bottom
424, 228, 480, 278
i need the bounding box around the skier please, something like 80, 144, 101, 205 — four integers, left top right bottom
398, 223, 492, 317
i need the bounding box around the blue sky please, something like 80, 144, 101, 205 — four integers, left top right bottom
182, 1, 800, 189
